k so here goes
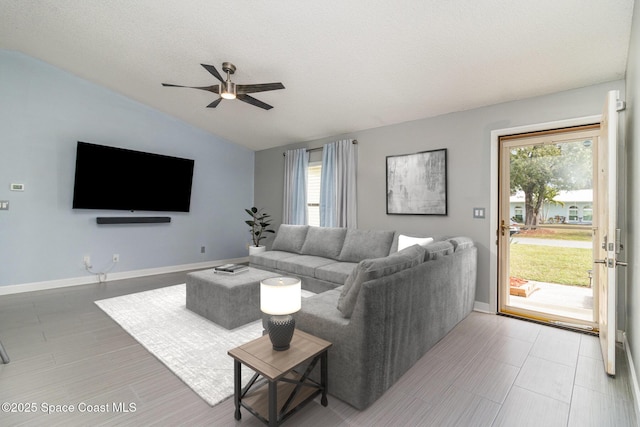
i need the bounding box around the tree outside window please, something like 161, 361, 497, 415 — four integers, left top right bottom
510, 140, 591, 227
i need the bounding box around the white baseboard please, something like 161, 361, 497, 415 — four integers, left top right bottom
473, 301, 493, 314
0, 257, 249, 296
623, 332, 640, 422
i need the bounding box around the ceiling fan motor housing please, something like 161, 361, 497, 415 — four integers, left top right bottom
221, 80, 236, 99
220, 62, 237, 99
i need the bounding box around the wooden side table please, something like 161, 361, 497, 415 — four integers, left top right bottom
228, 329, 332, 426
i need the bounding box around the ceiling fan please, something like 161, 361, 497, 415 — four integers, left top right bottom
162, 62, 285, 110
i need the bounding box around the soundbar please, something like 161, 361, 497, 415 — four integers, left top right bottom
96, 216, 171, 224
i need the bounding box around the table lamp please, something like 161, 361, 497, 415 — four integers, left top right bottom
260, 277, 301, 351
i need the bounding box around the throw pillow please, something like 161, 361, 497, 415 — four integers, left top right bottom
271, 225, 309, 254
337, 244, 426, 318
397, 234, 434, 251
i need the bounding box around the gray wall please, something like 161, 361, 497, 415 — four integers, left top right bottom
0, 50, 255, 287
625, 0, 640, 402
255, 79, 625, 307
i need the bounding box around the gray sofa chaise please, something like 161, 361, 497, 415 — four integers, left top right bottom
249, 225, 477, 410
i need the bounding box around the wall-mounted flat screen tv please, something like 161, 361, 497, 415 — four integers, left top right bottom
72, 141, 195, 212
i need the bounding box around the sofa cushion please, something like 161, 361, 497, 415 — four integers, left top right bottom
337, 244, 426, 318
423, 240, 455, 260
447, 236, 474, 251
296, 289, 350, 327
315, 261, 358, 284
277, 255, 337, 278
250, 250, 298, 270
398, 234, 434, 251
300, 226, 348, 260
338, 229, 395, 262
271, 224, 309, 254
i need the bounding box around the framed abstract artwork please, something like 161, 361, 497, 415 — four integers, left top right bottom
386, 148, 447, 215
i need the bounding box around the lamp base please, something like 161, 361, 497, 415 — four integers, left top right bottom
267, 315, 295, 351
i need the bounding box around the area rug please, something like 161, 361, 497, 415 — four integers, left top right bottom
95, 284, 264, 407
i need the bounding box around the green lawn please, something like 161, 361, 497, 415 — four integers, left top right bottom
509, 243, 592, 287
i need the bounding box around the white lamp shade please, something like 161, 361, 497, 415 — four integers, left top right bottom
260, 277, 301, 315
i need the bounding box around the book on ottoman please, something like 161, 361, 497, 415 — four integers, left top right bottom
214, 264, 249, 274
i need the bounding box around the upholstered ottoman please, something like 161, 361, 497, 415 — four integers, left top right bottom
186, 267, 281, 329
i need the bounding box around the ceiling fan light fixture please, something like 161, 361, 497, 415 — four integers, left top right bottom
163, 61, 284, 110
221, 81, 236, 99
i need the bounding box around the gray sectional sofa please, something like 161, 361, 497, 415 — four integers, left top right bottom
249, 225, 477, 410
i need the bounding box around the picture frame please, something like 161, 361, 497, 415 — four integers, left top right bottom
386, 148, 447, 215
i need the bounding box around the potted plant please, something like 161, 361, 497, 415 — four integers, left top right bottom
245, 206, 275, 255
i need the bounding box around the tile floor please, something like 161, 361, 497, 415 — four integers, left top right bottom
0, 273, 637, 426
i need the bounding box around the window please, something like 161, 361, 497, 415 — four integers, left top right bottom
307, 162, 321, 226
568, 205, 578, 222
514, 206, 523, 222
583, 205, 593, 222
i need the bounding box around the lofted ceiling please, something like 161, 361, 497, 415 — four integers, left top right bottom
0, 0, 634, 151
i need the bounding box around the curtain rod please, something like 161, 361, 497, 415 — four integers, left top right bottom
283, 140, 358, 156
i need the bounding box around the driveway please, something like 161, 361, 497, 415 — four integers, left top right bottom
511, 237, 592, 249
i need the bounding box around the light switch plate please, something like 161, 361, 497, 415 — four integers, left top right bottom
0, 201, 9, 210
473, 207, 485, 218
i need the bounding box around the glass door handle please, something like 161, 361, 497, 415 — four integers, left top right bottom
500, 220, 508, 236
594, 258, 628, 268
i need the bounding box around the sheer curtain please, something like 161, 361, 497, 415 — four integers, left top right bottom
282, 148, 308, 225
320, 139, 357, 228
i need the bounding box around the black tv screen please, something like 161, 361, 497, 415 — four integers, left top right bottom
72, 141, 195, 212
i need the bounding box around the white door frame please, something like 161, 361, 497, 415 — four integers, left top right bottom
488, 115, 601, 314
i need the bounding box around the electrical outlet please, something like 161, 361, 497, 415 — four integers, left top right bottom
83, 255, 91, 266
113, 254, 119, 263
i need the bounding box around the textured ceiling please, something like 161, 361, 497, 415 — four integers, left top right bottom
0, 0, 634, 150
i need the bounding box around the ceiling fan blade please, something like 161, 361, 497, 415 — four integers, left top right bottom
237, 94, 273, 110
206, 98, 223, 108
236, 82, 285, 95
162, 83, 219, 94
200, 64, 225, 82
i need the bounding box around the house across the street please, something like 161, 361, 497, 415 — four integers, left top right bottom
510, 189, 593, 224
